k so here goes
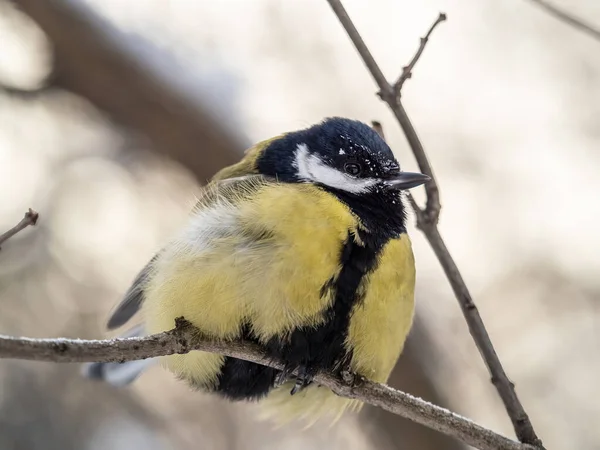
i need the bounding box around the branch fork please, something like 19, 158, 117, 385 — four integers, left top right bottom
392, 12, 447, 96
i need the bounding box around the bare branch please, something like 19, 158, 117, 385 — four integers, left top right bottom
526, 0, 600, 42
327, 1, 544, 447
0, 326, 536, 450
393, 13, 447, 95
325, 0, 441, 224
10, 0, 244, 182
371, 120, 386, 140
0, 209, 39, 250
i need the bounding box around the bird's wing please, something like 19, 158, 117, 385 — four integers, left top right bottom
106, 254, 158, 329
210, 135, 281, 182
105, 174, 271, 331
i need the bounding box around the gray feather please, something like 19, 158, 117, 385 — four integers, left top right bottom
106, 255, 158, 330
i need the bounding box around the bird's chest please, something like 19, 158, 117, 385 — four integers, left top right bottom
346, 234, 416, 382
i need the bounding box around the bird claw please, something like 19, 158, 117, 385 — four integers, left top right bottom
275, 365, 294, 387
289, 365, 314, 395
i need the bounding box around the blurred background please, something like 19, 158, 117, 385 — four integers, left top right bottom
0, 0, 599, 449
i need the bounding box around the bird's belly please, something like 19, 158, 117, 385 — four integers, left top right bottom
260, 235, 416, 423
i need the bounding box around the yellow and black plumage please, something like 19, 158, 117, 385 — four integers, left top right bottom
84, 117, 429, 423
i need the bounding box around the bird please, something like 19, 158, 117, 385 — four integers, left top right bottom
83, 117, 429, 424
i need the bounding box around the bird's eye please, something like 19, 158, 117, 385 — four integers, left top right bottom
344, 162, 362, 176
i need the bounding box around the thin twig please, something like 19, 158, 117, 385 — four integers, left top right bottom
393, 13, 447, 95
0, 326, 536, 450
371, 120, 386, 140
526, 0, 600, 42
0, 209, 39, 250
326, 1, 544, 447
325, 0, 440, 225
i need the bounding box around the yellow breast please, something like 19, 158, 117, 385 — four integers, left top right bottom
347, 234, 416, 382
141, 181, 360, 386
260, 229, 416, 424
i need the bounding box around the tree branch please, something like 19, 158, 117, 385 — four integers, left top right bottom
0, 325, 536, 450
10, 0, 244, 183
526, 0, 600, 43
393, 13, 447, 95
325, 0, 441, 225
326, 1, 544, 447
0, 209, 39, 250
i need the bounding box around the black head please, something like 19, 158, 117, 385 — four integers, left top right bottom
256, 117, 429, 195
256, 117, 429, 236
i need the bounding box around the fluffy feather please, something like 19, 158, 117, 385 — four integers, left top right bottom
137, 175, 414, 422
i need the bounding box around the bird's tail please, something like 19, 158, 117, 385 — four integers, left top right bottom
81, 324, 157, 387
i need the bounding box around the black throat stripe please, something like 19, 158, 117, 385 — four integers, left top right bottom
264, 225, 390, 380
212, 227, 386, 401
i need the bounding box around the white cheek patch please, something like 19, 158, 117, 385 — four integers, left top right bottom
294, 143, 378, 194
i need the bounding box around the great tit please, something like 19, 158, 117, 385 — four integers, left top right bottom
84, 117, 429, 424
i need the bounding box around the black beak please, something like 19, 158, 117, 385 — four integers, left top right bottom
384, 171, 431, 190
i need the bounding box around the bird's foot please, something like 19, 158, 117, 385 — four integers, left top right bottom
289, 365, 314, 395
275, 365, 295, 387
